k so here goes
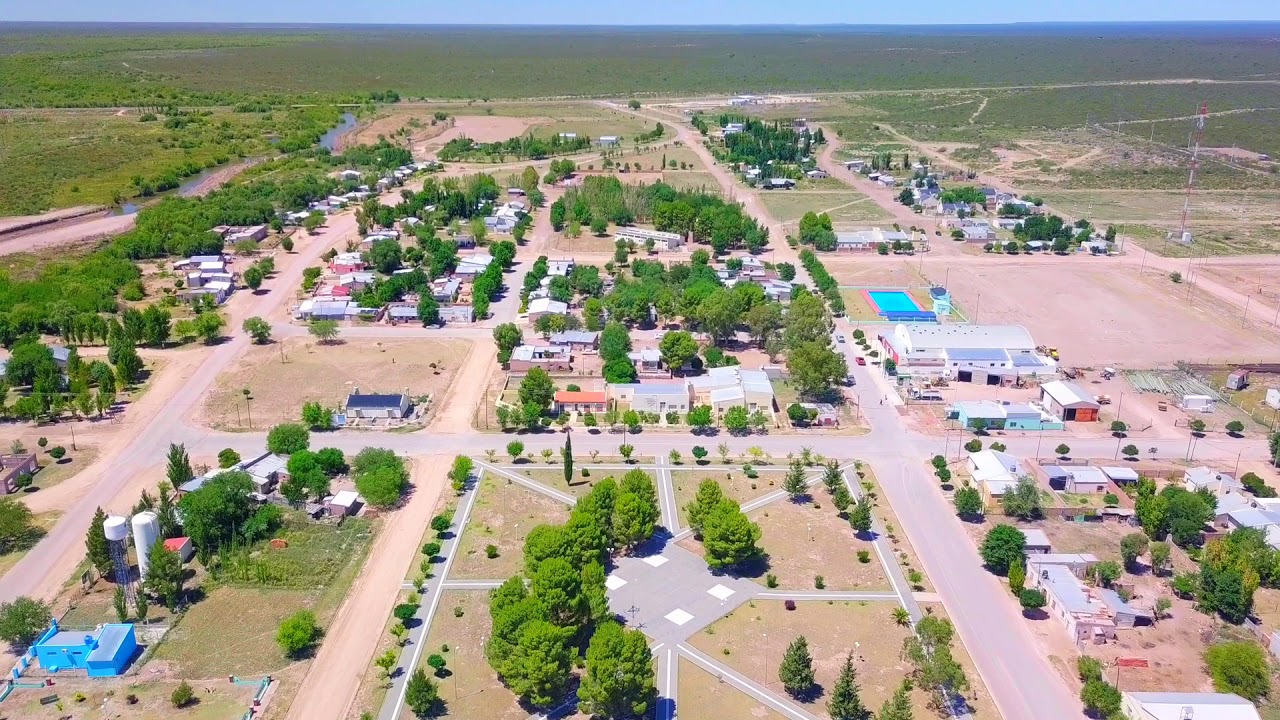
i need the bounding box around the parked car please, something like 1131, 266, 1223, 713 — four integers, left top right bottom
836, 335, 846, 343
855, 356, 867, 366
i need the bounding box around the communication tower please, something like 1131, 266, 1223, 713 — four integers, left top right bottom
1174, 102, 1208, 244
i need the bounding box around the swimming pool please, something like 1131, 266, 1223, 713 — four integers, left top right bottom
865, 290, 922, 314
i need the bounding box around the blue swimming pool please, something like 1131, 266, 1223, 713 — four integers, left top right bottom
866, 290, 922, 314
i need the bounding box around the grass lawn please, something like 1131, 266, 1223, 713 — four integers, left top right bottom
201, 337, 470, 430
663, 172, 721, 192
839, 289, 884, 322
670, 469, 788, 525
0, 511, 58, 578
678, 656, 787, 720
760, 191, 891, 224
22, 446, 99, 493
452, 471, 571, 580
750, 499, 890, 591
151, 515, 375, 678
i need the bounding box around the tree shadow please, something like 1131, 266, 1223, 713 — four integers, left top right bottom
720, 552, 771, 580
631, 529, 673, 558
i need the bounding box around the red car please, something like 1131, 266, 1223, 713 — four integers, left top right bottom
855, 357, 867, 366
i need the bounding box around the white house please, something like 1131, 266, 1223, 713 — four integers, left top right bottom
968, 449, 1023, 499
1121, 692, 1260, 720
616, 227, 684, 251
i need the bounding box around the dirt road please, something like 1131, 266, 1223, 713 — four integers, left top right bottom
0, 212, 136, 257
286, 457, 448, 720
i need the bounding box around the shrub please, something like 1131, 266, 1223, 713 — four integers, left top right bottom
48, 446, 66, 460
856, 550, 871, 563
485, 544, 499, 559
814, 575, 825, 589
276, 610, 320, 658
1204, 642, 1270, 701
171, 681, 195, 708
766, 574, 778, 588
421, 541, 442, 558
393, 603, 419, 622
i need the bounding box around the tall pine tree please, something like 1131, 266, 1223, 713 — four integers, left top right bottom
85, 507, 112, 577
783, 459, 807, 499
828, 652, 870, 720
877, 682, 914, 720
778, 635, 816, 699
562, 433, 573, 486
165, 443, 193, 492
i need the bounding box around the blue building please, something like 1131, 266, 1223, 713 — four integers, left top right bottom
950, 400, 1064, 431
32, 620, 137, 677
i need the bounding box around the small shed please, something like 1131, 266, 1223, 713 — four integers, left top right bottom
1039, 380, 1101, 422
163, 537, 195, 563
328, 490, 361, 517
1100, 466, 1140, 485
1227, 369, 1250, 391
1181, 394, 1216, 413
1019, 528, 1052, 554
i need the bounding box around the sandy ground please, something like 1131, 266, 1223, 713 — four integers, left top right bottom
419, 115, 544, 158
0, 211, 136, 256
339, 111, 450, 153
286, 457, 449, 720
941, 262, 1280, 367
197, 337, 471, 430
0, 204, 106, 232
429, 340, 498, 434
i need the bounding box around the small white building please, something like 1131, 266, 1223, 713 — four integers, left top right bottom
616, 227, 684, 252
1121, 692, 1260, 720
1181, 394, 1217, 413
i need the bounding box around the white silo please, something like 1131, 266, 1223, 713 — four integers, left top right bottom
131, 511, 160, 579
104, 515, 129, 543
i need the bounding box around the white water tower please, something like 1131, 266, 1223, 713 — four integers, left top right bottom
104, 515, 136, 606
132, 511, 160, 579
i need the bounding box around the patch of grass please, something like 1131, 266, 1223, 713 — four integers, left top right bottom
0, 511, 58, 577
760, 191, 890, 224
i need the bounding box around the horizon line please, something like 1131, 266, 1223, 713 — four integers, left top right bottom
4, 19, 1280, 28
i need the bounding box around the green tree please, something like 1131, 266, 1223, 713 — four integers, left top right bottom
686, 405, 713, 430
276, 610, 321, 658
1226, 420, 1245, 436
723, 406, 750, 433
613, 470, 659, 549
980, 525, 1026, 575
787, 340, 848, 398
417, 295, 440, 326
507, 441, 525, 462
503, 620, 575, 706
0, 596, 52, 648
242, 316, 272, 344
301, 401, 333, 430
244, 265, 264, 291
1019, 588, 1046, 615
779, 635, 817, 699
600, 321, 633, 364
783, 460, 808, 499
171, 681, 195, 708
702, 498, 761, 569
493, 323, 523, 364
309, 319, 340, 343
194, 311, 225, 344
658, 331, 698, 374
1008, 559, 1026, 594
900, 617, 968, 713
1080, 679, 1122, 719
827, 652, 870, 720
562, 435, 573, 485
1149, 541, 1172, 575
145, 538, 184, 610
267, 423, 310, 454
875, 683, 914, 720
1122, 444, 1140, 459
1000, 475, 1043, 520
165, 443, 194, 492
1204, 641, 1269, 701
1054, 443, 1071, 458
1120, 532, 1150, 571
849, 500, 873, 537
85, 506, 113, 577
405, 667, 443, 718
685, 479, 725, 536
518, 367, 556, 413
954, 486, 983, 518
577, 621, 656, 718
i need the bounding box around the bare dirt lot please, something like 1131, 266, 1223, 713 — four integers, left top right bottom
452, 470, 570, 579
689, 600, 997, 720
679, 656, 787, 720
198, 337, 471, 430
942, 262, 1280, 367
750, 499, 890, 591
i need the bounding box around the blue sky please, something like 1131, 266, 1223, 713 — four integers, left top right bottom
5, 0, 1278, 24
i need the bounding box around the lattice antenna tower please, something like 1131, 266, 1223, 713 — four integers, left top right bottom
1176, 101, 1209, 243
104, 515, 137, 608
